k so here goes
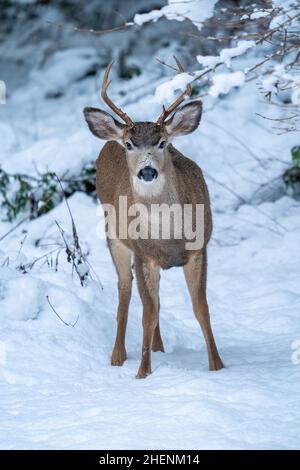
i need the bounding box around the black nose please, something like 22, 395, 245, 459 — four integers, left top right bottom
137, 166, 158, 182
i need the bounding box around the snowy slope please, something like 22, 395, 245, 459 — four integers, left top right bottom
0, 47, 300, 450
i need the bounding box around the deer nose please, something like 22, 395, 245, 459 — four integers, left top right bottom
137, 166, 158, 182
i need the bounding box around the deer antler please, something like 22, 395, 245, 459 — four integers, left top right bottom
156, 56, 192, 126
101, 61, 134, 126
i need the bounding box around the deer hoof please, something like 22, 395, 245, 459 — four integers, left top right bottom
209, 356, 224, 371
111, 347, 127, 366
152, 342, 165, 353
136, 366, 151, 379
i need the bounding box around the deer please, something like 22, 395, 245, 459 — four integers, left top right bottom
83, 58, 224, 378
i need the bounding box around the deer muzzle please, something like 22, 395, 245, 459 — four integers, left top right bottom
137, 166, 158, 182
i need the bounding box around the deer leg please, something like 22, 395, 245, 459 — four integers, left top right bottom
135, 256, 160, 378
152, 319, 165, 352
109, 239, 133, 366
184, 249, 224, 371
152, 297, 164, 352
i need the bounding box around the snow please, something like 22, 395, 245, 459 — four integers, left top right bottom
291, 87, 300, 106
1, 185, 300, 449
260, 63, 300, 104
292, 340, 300, 365
134, 9, 164, 26
154, 72, 194, 104
209, 71, 246, 97
261, 74, 279, 93
219, 41, 255, 67
197, 41, 255, 70
1, 5, 300, 450
272, 0, 294, 7
250, 11, 270, 20
269, 1, 297, 29
0, 80, 5, 104
196, 55, 219, 69
134, 0, 217, 30
28, 48, 98, 98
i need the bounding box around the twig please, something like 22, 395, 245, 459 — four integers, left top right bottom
156, 57, 179, 72
0, 215, 30, 243
53, 173, 103, 290
0, 182, 62, 243
156, 7, 300, 103
16, 234, 27, 260
54, 174, 81, 253
55, 220, 84, 283
18, 247, 62, 273
1, 256, 10, 267
255, 111, 298, 122
45, 20, 131, 36
46, 295, 79, 327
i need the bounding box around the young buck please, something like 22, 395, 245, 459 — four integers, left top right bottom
84, 59, 224, 378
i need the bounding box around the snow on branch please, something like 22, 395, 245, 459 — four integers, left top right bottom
134, 0, 218, 31
209, 71, 245, 98
197, 41, 255, 69
148, 0, 300, 132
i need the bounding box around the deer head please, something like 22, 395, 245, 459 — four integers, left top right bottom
84, 58, 202, 195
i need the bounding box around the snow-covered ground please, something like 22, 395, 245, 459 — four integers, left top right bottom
1, 36, 300, 449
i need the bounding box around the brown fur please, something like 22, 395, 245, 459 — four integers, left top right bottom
97, 141, 212, 269
95, 139, 223, 377
84, 102, 223, 378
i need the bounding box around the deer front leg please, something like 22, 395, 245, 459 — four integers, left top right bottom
109, 239, 133, 366
135, 256, 160, 378
184, 249, 224, 371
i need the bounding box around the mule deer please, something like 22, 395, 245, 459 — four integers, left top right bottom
84, 58, 224, 378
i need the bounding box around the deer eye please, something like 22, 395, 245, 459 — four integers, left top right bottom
125, 141, 133, 151
158, 140, 166, 149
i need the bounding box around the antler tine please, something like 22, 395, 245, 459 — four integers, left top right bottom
173, 56, 192, 96
101, 61, 134, 126
157, 56, 192, 126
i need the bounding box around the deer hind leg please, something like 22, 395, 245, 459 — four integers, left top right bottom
135, 256, 160, 378
152, 298, 164, 352
109, 239, 133, 366
183, 249, 224, 371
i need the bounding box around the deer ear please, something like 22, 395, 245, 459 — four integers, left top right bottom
165, 101, 202, 137
83, 107, 125, 141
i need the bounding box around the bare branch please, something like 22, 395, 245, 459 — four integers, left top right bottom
45, 20, 131, 36
46, 295, 79, 328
